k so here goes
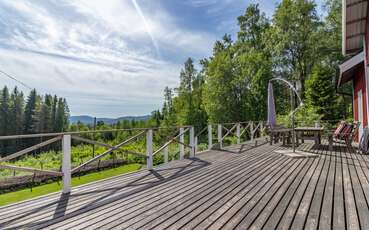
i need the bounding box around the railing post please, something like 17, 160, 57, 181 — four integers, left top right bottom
164, 145, 168, 164
195, 136, 198, 154
62, 134, 71, 194
208, 124, 212, 150
190, 126, 195, 158
237, 123, 241, 144
260, 121, 264, 137
179, 127, 185, 160
250, 121, 254, 141
146, 129, 153, 170
218, 124, 222, 149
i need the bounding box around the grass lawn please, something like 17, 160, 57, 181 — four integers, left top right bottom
0, 163, 142, 207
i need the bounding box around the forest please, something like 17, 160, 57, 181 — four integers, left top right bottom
0, 87, 70, 135
0, 87, 70, 155
151, 0, 351, 131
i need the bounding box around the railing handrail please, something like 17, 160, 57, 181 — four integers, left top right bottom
0, 126, 194, 140
153, 128, 189, 156
0, 121, 267, 194
0, 120, 270, 141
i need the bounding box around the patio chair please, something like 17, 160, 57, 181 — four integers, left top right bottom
359, 127, 369, 154
328, 121, 360, 150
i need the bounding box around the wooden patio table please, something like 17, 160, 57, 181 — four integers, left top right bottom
295, 127, 324, 145
269, 128, 293, 146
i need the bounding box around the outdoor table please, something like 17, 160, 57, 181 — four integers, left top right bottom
269, 128, 293, 146
295, 127, 324, 145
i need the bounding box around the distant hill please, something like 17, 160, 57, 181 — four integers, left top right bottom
70, 115, 150, 125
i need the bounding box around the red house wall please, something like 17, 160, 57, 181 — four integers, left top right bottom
353, 65, 368, 133
366, 4, 369, 65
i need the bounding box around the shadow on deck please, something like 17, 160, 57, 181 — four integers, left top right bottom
1, 139, 369, 230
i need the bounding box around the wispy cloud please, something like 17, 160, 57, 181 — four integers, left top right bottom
131, 0, 161, 58
0, 0, 219, 116
0, 0, 309, 117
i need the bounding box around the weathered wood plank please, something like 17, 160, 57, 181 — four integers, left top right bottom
10, 144, 274, 228
132, 152, 290, 230
245, 158, 316, 230
1, 141, 368, 230
261, 153, 320, 229
0, 159, 192, 219
305, 142, 332, 229
0, 159, 187, 217
204, 156, 299, 229
317, 142, 335, 230
70, 144, 281, 230
55, 159, 276, 229
332, 142, 346, 230
344, 145, 369, 230
233, 158, 312, 230
285, 142, 328, 230
341, 144, 360, 230
148, 149, 289, 230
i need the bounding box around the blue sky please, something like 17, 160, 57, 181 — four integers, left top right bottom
0, 0, 325, 117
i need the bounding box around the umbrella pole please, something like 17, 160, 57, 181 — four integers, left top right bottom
291, 89, 296, 153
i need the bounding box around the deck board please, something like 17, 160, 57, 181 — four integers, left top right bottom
1, 139, 369, 230
55, 144, 276, 230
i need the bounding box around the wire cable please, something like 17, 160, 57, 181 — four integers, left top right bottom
0, 69, 32, 90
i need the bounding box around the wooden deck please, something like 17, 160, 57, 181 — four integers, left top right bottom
1, 139, 369, 229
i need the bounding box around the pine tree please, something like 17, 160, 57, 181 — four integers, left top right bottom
176, 58, 197, 125
9, 87, 24, 135
55, 98, 70, 132
0, 87, 10, 155
305, 65, 338, 121
179, 58, 196, 95
51, 95, 58, 132
37, 94, 53, 133
163, 86, 173, 116
63, 98, 70, 130
24, 89, 38, 134
0, 86, 11, 136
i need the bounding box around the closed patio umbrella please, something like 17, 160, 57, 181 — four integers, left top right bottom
267, 82, 276, 127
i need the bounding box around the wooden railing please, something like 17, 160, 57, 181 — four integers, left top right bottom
0, 121, 265, 194
195, 121, 265, 152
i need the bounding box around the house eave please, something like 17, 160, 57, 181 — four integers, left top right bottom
339, 51, 365, 86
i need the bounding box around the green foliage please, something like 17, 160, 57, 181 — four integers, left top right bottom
159, 57, 207, 135
0, 87, 70, 137
0, 87, 70, 157
202, 4, 272, 123
305, 65, 339, 121
151, 1, 350, 130
269, 0, 321, 98
277, 105, 322, 128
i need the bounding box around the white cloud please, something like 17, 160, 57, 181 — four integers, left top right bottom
0, 47, 180, 117
0, 0, 217, 117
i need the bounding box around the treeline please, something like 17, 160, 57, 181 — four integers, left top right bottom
69, 119, 155, 141
151, 0, 351, 131
0, 86, 70, 136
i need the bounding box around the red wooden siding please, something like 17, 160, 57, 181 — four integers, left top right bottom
366, 3, 369, 65
353, 65, 368, 137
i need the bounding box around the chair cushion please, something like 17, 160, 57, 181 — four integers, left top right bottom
333, 122, 346, 138
339, 123, 353, 140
